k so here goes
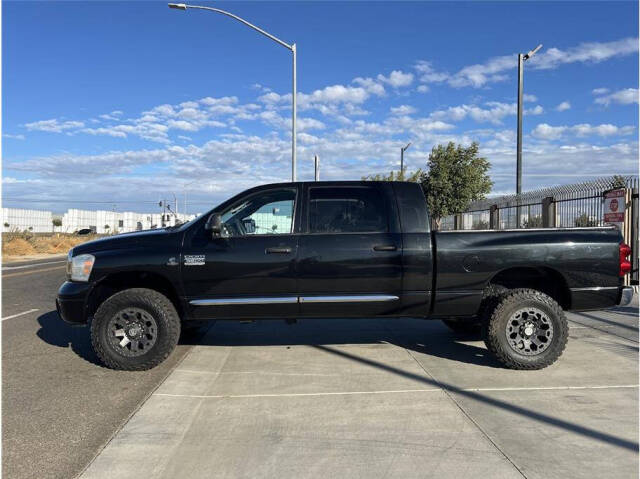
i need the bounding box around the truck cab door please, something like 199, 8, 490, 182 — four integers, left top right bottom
296, 183, 403, 318
181, 185, 301, 320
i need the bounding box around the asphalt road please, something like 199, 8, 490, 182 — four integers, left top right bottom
1, 257, 206, 479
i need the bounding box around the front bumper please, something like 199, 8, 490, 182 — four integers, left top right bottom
56, 281, 92, 325
619, 286, 634, 306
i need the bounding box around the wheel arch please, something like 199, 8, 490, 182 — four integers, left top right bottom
485, 266, 571, 310
87, 271, 183, 321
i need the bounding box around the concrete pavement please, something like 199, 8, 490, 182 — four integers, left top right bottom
80, 300, 639, 479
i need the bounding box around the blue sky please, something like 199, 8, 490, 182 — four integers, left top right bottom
3, 1, 639, 214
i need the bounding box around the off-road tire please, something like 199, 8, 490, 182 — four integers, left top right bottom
91, 288, 181, 371
442, 319, 482, 336
484, 288, 568, 370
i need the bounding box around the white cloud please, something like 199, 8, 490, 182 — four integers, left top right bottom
376, 70, 414, 88
592, 87, 610, 95
99, 110, 124, 121
416, 85, 429, 93
25, 119, 85, 133
414, 61, 450, 84
526, 105, 544, 115
352, 77, 386, 96
594, 88, 639, 106
390, 105, 417, 116
530, 37, 638, 70
425, 37, 639, 89
523, 94, 538, 102
532, 122, 635, 140
555, 101, 571, 112
3, 133, 25, 140
431, 102, 516, 125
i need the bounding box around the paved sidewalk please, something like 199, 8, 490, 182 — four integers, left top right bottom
80, 302, 639, 479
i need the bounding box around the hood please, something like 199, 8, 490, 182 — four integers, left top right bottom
71, 228, 177, 255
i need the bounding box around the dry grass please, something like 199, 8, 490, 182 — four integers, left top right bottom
2, 233, 101, 258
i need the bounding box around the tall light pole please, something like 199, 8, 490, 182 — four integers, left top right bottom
400, 142, 411, 179
168, 3, 297, 181
516, 44, 542, 227
516, 44, 542, 197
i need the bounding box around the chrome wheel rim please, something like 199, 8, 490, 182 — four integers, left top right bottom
505, 307, 554, 356
106, 307, 158, 357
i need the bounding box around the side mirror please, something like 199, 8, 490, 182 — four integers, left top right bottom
242, 218, 256, 234
205, 213, 223, 237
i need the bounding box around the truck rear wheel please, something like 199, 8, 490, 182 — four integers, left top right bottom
484, 288, 568, 370
91, 288, 181, 371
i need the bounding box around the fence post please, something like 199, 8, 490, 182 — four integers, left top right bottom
542, 196, 555, 228
454, 213, 462, 230
490, 205, 498, 229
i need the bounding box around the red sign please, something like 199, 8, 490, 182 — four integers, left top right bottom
603, 189, 625, 226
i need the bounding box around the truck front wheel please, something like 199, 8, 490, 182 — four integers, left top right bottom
91, 288, 181, 371
484, 289, 568, 370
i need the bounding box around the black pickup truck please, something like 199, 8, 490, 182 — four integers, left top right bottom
57, 181, 633, 371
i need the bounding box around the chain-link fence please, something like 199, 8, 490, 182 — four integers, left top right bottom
440, 176, 639, 285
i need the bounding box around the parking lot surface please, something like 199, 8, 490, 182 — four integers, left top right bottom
80, 298, 639, 479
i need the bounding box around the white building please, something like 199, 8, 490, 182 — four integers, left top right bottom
2, 208, 54, 233
1, 207, 197, 234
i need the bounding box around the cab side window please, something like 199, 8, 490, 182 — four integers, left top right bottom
308, 186, 388, 234
221, 189, 295, 236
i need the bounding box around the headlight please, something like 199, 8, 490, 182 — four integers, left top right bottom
69, 254, 95, 282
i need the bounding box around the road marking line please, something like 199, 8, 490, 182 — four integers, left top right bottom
2, 260, 66, 271
462, 384, 639, 392
1, 309, 39, 321
154, 384, 639, 400
155, 388, 443, 399
175, 369, 339, 377
2, 265, 66, 278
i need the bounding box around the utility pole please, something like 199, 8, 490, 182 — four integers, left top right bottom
314, 155, 319, 181
400, 142, 411, 180
516, 44, 542, 225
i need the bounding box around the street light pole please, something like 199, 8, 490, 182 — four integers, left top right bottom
516, 43, 542, 226
400, 142, 411, 180
168, 3, 297, 181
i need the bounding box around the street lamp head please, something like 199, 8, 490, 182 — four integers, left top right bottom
402, 142, 412, 151
523, 44, 543, 60
168, 3, 188, 10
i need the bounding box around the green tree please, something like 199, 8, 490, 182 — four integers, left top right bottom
575, 213, 597, 227
421, 142, 492, 229
362, 167, 424, 182
52, 218, 62, 227
611, 175, 627, 189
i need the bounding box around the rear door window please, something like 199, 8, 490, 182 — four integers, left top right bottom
308, 186, 388, 234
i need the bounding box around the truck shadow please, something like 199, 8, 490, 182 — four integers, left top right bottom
36, 312, 501, 369
196, 317, 504, 368
35, 311, 213, 368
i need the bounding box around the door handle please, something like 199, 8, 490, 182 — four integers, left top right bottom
373, 245, 397, 252
265, 246, 292, 254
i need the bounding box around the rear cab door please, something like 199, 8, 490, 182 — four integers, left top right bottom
296, 182, 403, 317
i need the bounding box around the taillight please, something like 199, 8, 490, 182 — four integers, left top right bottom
619, 243, 632, 277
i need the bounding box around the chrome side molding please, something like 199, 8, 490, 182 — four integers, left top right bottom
189, 297, 298, 306
570, 286, 619, 292
190, 294, 399, 306
298, 295, 398, 303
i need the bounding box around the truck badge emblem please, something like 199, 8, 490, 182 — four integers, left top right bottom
184, 255, 205, 266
